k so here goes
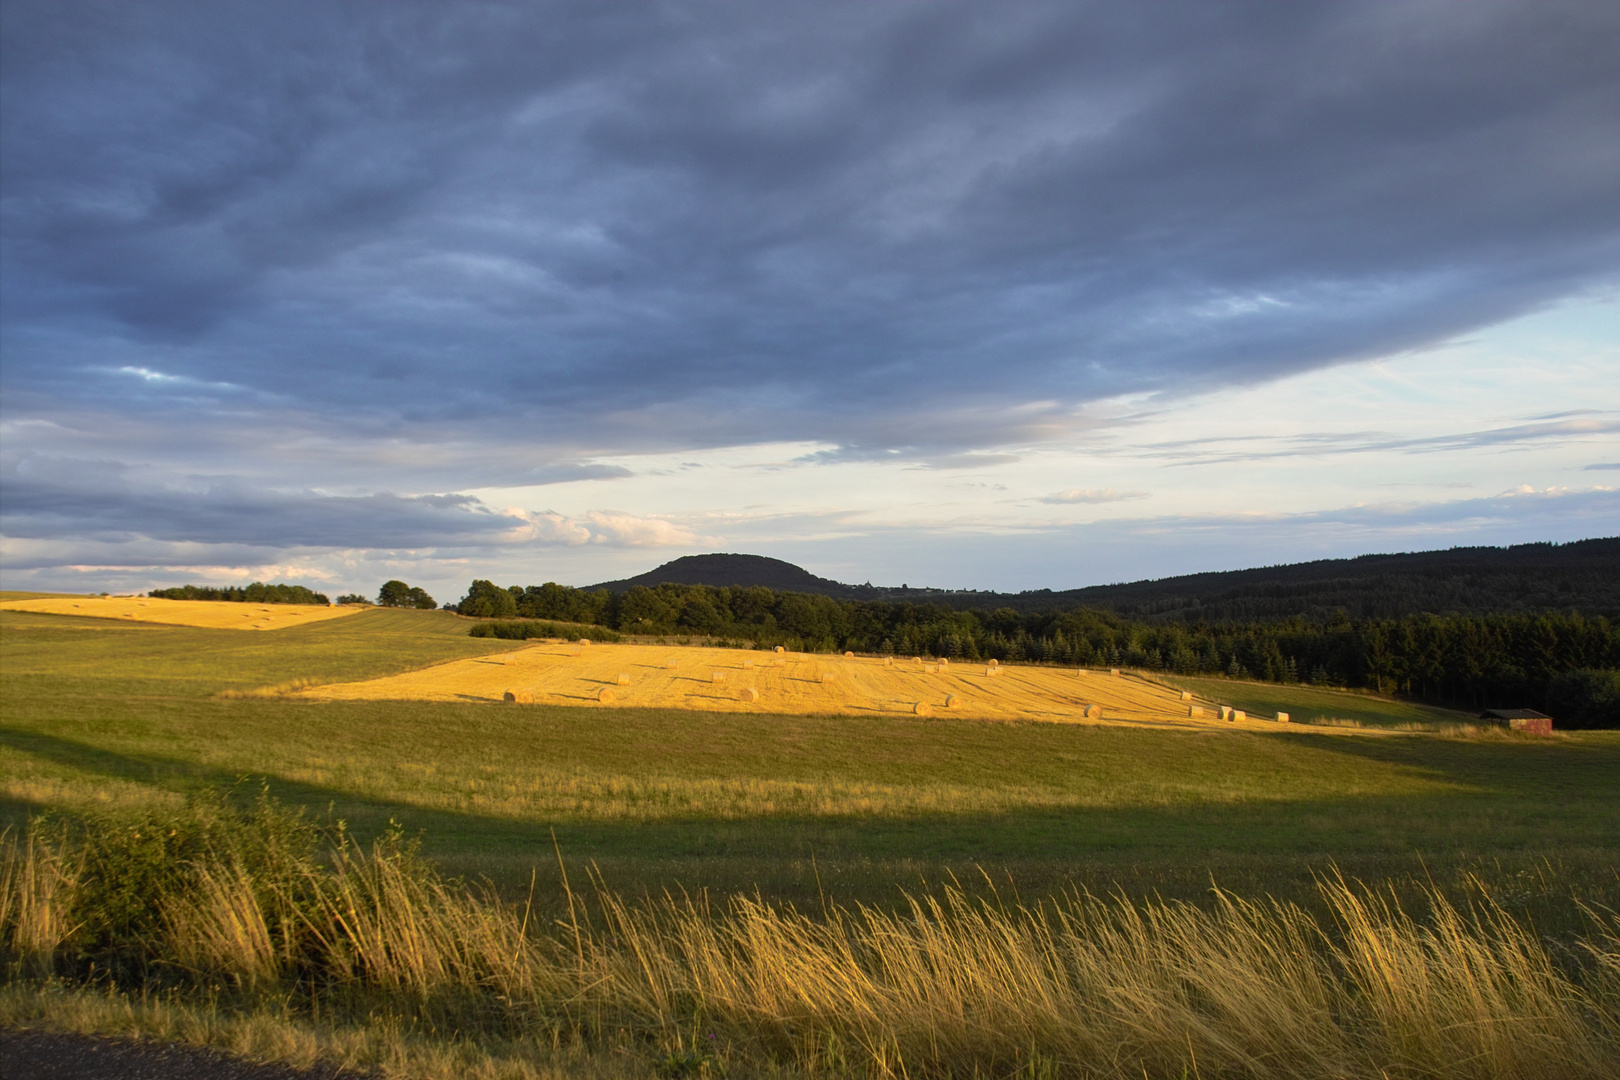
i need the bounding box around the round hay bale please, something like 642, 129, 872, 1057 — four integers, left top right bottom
1083, 704, 1102, 719
1180, 691, 1192, 701
912, 656, 923, 663
1276, 712, 1290, 723
616, 673, 631, 685
844, 651, 854, 658
939, 658, 949, 666
1188, 705, 1204, 718
740, 687, 759, 702
884, 657, 894, 667
597, 687, 615, 703
1232, 709, 1246, 722
988, 658, 998, 667
774, 645, 785, 654
712, 671, 726, 683
578, 638, 591, 646
913, 702, 933, 717
945, 694, 960, 708
1109, 667, 1121, 676
1218, 706, 1233, 721
503, 689, 533, 704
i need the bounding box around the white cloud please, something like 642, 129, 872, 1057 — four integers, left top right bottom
1040, 488, 1148, 505
584, 510, 703, 548
496, 507, 706, 548
500, 510, 594, 546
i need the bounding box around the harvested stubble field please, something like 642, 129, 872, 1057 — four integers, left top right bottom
3, 601, 1619, 1078
1161, 673, 1479, 727
303, 640, 1271, 728
0, 594, 363, 631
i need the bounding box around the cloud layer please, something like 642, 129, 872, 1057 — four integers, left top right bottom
3, 2, 1617, 590
6, 2, 1618, 455
0, 454, 693, 565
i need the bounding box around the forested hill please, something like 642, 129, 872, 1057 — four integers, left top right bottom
1016, 538, 1620, 621
588, 554, 866, 598
590, 539, 1619, 621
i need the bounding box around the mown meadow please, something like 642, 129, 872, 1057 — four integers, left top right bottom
3, 601, 1618, 1077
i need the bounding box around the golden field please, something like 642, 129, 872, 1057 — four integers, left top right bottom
0, 595, 363, 631
300, 640, 1285, 728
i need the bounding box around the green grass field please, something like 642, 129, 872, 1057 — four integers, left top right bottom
3, 606, 1616, 920
1157, 673, 1483, 725
5, 604, 1619, 1078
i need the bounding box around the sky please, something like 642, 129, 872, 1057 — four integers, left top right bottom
2, 0, 1617, 603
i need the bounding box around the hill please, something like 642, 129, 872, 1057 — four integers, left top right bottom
588, 538, 1620, 621
1020, 537, 1620, 621
588, 553, 867, 597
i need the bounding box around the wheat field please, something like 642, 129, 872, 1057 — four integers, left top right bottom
0, 596, 363, 631
299, 640, 1294, 728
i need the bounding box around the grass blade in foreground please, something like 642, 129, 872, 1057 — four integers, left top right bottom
3, 801, 1617, 1078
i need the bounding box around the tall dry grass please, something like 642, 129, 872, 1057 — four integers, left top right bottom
0, 830, 79, 976
4, 805, 1617, 1079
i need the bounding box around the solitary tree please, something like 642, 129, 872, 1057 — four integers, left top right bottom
378, 580, 436, 609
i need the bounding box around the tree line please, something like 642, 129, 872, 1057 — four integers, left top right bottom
330, 581, 438, 608
147, 582, 330, 605
455, 578, 1618, 722
1004, 538, 1620, 622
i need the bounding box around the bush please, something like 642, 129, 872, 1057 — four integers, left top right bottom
25, 791, 322, 982
147, 583, 330, 605
469, 620, 622, 642
1545, 669, 1620, 729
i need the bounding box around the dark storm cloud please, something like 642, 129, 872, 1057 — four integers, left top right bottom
0, 454, 528, 548
3, 0, 1616, 467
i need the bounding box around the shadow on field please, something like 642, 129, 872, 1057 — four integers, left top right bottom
6, 722, 1618, 912
1256, 728, 1620, 799
0, 726, 402, 825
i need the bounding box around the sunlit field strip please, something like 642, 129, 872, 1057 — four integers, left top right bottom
300, 640, 1304, 729
0, 596, 364, 631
